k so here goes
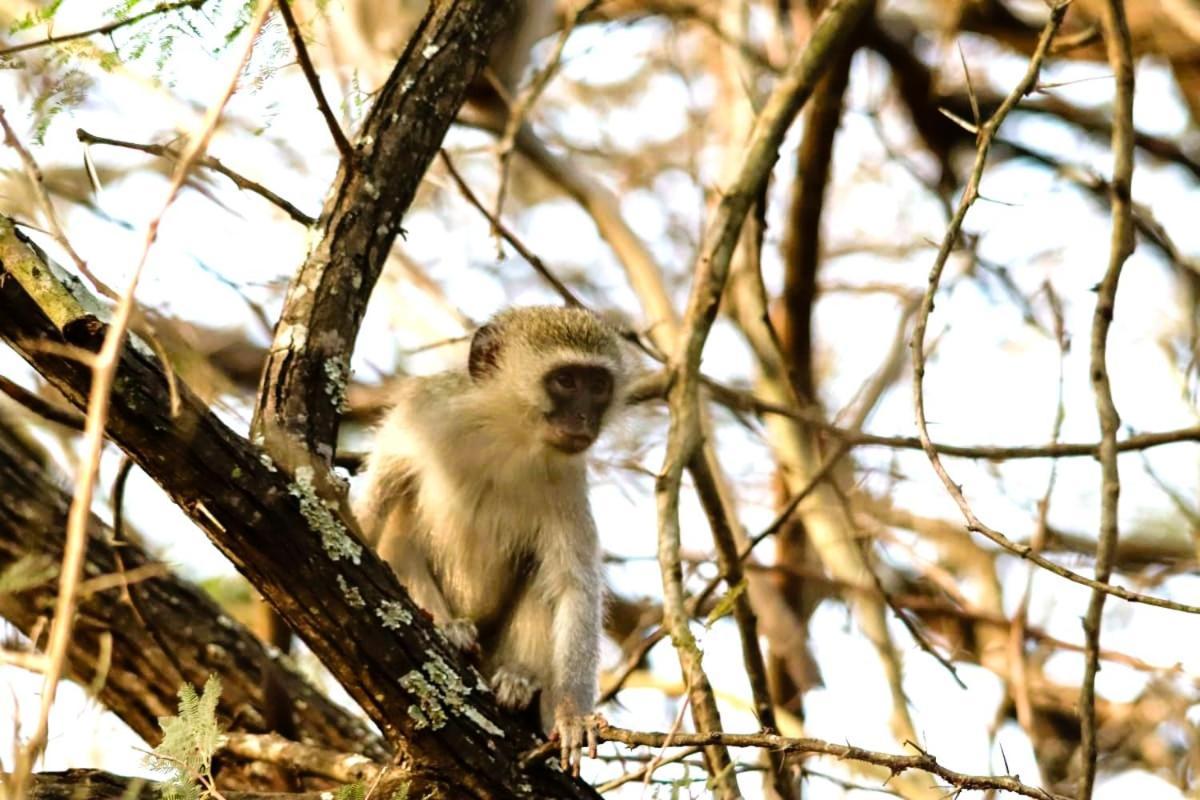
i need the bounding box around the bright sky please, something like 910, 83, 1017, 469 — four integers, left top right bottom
2, 2, 1199, 798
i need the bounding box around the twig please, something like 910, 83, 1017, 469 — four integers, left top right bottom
636, 368, 1200, 461
438, 149, 581, 307
1011, 282, 1068, 736
0, 374, 85, 430
0, 108, 119, 300
493, 0, 601, 222
909, 7, 1198, 619
4, 3, 275, 796
687, 453, 780, 749
0, 0, 206, 57
276, 0, 354, 166
1079, 2, 1135, 797
596, 746, 704, 793
76, 127, 315, 225
595, 726, 1066, 800
639, 670, 693, 797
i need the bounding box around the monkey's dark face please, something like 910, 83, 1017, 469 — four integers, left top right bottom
541, 364, 614, 454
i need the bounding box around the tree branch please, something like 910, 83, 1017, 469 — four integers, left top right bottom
0, 0, 206, 57
1079, 2, 1136, 796
0, 417, 385, 768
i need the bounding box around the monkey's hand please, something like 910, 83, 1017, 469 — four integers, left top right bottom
438, 618, 479, 654
552, 704, 604, 777
490, 665, 538, 711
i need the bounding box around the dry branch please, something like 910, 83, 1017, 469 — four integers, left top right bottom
1079, 2, 1137, 796
595, 726, 1065, 800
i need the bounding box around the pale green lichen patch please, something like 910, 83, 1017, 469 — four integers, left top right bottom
375, 599, 411, 628
426, 654, 504, 738
461, 705, 505, 737
422, 654, 462, 696
406, 704, 430, 730
323, 358, 350, 413
399, 671, 446, 729
0, 218, 89, 330
396, 655, 504, 737
337, 575, 366, 608
288, 466, 363, 563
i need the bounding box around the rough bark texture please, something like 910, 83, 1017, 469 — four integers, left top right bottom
0, 220, 599, 800
24, 769, 329, 800
252, 0, 513, 460
0, 416, 386, 763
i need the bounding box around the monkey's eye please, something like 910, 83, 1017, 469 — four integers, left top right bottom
553, 372, 577, 391
589, 374, 612, 395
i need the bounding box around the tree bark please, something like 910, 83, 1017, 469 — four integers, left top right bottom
0, 416, 386, 765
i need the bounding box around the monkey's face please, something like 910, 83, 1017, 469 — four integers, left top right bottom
541, 363, 614, 454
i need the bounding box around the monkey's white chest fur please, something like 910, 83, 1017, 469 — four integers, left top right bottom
357, 370, 603, 728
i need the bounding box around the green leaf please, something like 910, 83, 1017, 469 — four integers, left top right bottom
146, 675, 226, 800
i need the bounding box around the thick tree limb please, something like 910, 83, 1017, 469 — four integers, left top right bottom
0, 416, 385, 765
24, 769, 330, 800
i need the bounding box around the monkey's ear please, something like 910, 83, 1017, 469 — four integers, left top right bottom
469, 322, 503, 380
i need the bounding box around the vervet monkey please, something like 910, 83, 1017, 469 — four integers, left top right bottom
357, 306, 628, 772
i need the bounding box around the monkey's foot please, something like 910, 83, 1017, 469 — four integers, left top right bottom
552, 710, 606, 777
490, 665, 538, 711
438, 618, 479, 654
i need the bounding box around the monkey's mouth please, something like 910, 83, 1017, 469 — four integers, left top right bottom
546, 432, 594, 454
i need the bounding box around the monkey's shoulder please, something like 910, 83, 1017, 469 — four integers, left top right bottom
393, 370, 472, 405
373, 371, 476, 450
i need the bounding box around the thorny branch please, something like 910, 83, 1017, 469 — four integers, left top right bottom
0, 0, 206, 57
75, 128, 316, 225
908, 4, 1200, 619
576, 726, 1068, 800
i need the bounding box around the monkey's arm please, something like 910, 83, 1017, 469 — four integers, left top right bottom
357, 452, 477, 651
355, 450, 410, 547
547, 512, 604, 773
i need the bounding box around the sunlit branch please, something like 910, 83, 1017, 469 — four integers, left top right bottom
654, 1, 875, 794
76, 127, 316, 225
550, 726, 1068, 800
1079, 1, 1136, 797
909, 5, 1200, 618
